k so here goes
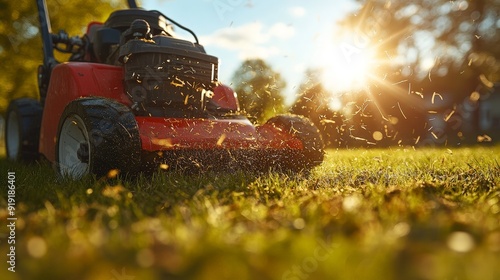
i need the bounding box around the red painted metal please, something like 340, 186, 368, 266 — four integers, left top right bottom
212, 84, 239, 111
39, 63, 129, 162
136, 117, 303, 152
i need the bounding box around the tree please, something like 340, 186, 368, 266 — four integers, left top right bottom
231, 59, 286, 123
0, 0, 124, 113
290, 69, 327, 118
290, 68, 346, 147
338, 0, 500, 93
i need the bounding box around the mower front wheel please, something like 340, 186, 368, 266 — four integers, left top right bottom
5, 98, 43, 162
56, 98, 141, 179
265, 114, 324, 171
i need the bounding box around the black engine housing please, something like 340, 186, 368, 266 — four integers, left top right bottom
119, 36, 219, 117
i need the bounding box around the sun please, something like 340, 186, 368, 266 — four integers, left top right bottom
314, 33, 378, 94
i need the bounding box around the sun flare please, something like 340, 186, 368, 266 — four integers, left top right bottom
318, 40, 378, 94
316, 30, 376, 93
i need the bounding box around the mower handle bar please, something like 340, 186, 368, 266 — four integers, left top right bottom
128, 0, 138, 9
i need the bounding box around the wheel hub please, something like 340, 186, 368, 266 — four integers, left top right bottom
58, 114, 90, 179
77, 142, 89, 163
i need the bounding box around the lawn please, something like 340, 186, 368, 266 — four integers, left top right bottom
1, 147, 499, 280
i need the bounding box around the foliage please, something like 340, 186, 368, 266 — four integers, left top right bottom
1, 147, 500, 279
0, 0, 124, 113
290, 68, 345, 148
231, 59, 286, 123
339, 0, 500, 93
289, 67, 426, 148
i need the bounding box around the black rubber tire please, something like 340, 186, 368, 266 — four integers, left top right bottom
55, 97, 141, 179
5, 98, 43, 162
265, 114, 324, 171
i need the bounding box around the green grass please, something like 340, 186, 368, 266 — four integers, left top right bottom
1, 147, 500, 280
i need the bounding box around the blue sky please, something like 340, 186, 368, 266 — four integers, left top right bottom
142, 0, 360, 104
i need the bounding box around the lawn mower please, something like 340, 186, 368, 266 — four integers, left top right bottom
5, 0, 324, 178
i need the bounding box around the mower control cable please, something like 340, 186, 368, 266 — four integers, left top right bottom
150, 10, 199, 45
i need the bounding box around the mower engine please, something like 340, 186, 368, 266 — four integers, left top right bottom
118, 19, 220, 118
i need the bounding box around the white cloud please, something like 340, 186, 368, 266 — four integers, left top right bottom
269, 23, 295, 40
200, 21, 295, 60
289, 6, 306, 18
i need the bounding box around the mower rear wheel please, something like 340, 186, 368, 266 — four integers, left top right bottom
5, 98, 43, 162
266, 114, 324, 171
56, 98, 141, 179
